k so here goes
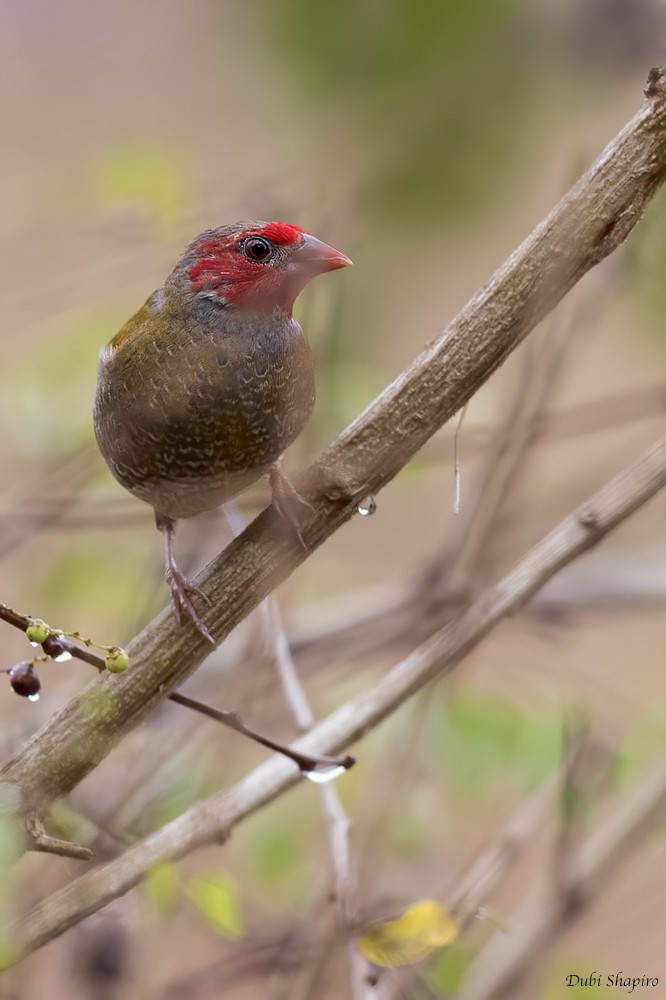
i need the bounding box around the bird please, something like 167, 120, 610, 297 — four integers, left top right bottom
94, 221, 351, 642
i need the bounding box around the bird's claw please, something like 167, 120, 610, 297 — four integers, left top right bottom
267, 465, 313, 550
166, 569, 215, 644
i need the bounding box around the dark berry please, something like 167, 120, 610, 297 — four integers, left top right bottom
42, 634, 67, 658
9, 662, 41, 698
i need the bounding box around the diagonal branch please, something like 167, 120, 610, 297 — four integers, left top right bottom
2, 71, 666, 818
0, 605, 352, 777
457, 753, 666, 1000
5, 434, 665, 965
260, 595, 370, 1000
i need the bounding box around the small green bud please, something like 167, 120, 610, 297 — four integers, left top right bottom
25, 619, 50, 644
105, 646, 130, 673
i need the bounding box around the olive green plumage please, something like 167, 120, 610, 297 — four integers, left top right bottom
94, 286, 315, 520
92, 221, 349, 638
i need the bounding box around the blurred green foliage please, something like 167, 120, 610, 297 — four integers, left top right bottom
144, 771, 218, 831
231, 787, 323, 911
432, 690, 562, 805
250, 822, 308, 889
247, 0, 534, 226
387, 808, 431, 860
142, 864, 244, 940
0, 785, 24, 969
622, 187, 666, 343
186, 872, 244, 938
0, 304, 124, 454
96, 145, 189, 240
40, 545, 136, 618
425, 943, 475, 995
612, 703, 666, 790
142, 861, 181, 920
47, 801, 98, 849
0, 1, 663, 990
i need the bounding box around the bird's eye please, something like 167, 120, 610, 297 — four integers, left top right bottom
243, 237, 272, 262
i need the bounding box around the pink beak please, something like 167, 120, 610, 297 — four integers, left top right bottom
290, 234, 353, 274
277, 233, 352, 313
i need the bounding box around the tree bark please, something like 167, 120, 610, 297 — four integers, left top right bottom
2, 70, 666, 818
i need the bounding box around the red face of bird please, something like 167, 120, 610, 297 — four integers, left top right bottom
184, 222, 351, 315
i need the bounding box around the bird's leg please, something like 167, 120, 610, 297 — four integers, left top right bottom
155, 514, 215, 644
267, 463, 314, 549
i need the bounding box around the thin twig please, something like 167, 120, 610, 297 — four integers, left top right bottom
261, 596, 370, 1000
0, 604, 352, 777
225, 499, 369, 1000
25, 815, 93, 862
2, 382, 662, 541
453, 402, 468, 515
457, 754, 666, 1000
371, 770, 563, 999
3, 76, 666, 817
5, 435, 664, 965
445, 286, 585, 587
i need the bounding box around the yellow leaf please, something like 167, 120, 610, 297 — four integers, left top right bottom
358, 900, 459, 968
186, 873, 244, 939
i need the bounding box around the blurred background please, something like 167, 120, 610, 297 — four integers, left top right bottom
0, 1, 665, 998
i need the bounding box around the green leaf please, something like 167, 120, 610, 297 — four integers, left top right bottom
186, 873, 244, 939
141, 862, 181, 919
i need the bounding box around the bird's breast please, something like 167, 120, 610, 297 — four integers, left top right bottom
94, 304, 315, 517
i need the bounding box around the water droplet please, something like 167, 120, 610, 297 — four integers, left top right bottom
356, 496, 377, 517
55, 651, 72, 662
28, 693, 40, 702
453, 464, 462, 515
301, 764, 348, 785
29, 641, 39, 648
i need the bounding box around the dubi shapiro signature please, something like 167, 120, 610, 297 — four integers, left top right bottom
566, 973, 659, 993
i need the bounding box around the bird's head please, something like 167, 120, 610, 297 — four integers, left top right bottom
182, 221, 351, 315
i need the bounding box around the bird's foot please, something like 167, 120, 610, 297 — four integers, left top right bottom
267, 464, 314, 549
166, 567, 215, 644
157, 513, 215, 644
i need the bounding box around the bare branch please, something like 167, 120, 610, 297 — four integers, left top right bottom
458, 754, 666, 1000
2, 73, 666, 820
261, 595, 370, 1000
229, 475, 369, 1000
25, 815, 93, 862
5, 434, 664, 965
370, 771, 562, 999
0, 605, 352, 775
